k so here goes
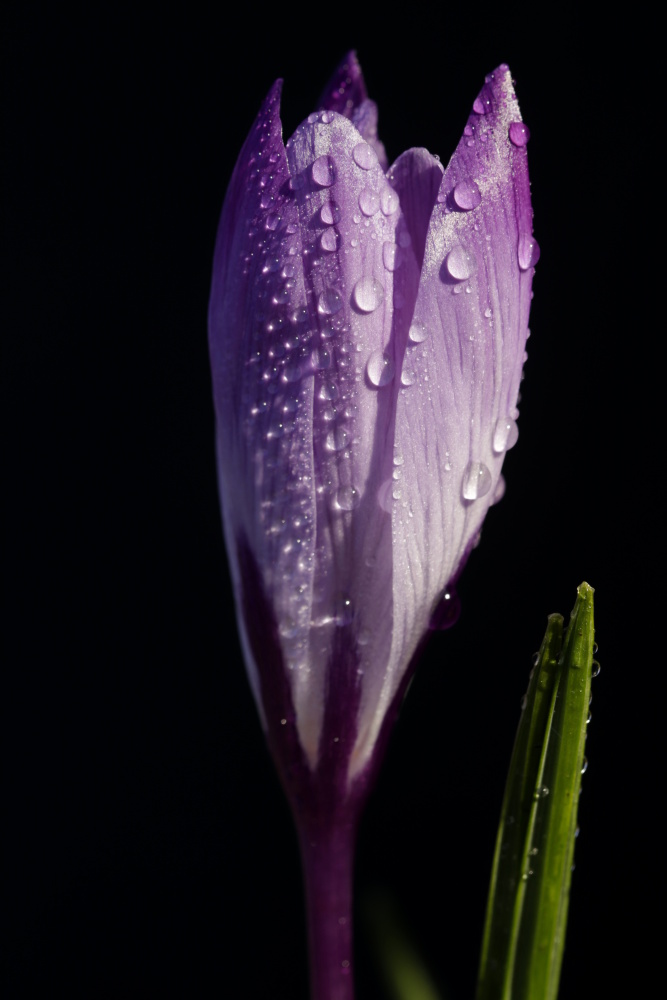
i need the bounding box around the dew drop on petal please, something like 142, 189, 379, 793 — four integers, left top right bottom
453, 180, 482, 211
320, 110, 335, 124
353, 276, 384, 313
518, 234, 541, 270
358, 188, 380, 216
380, 187, 399, 215
382, 242, 402, 271
320, 202, 341, 225
509, 121, 531, 146
336, 485, 361, 510
311, 155, 336, 187
366, 350, 395, 387
493, 416, 519, 453
446, 246, 477, 281
318, 287, 343, 315
320, 229, 339, 252
408, 320, 429, 343
473, 96, 487, 115
491, 474, 506, 505
352, 142, 378, 170
462, 461, 492, 500
325, 426, 350, 452
311, 346, 332, 370
319, 380, 339, 401
401, 367, 415, 386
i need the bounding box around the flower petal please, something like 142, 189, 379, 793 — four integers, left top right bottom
350, 65, 535, 776
209, 81, 321, 760
317, 51, 387, 169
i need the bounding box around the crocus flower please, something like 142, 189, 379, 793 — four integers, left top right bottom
208, 52, 535, 998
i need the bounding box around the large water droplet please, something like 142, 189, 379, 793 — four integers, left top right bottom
518, 233, 540, 270
353, 276, 384, 313
366, 350, 395, 387
358, 188, 380, 216
320, 110, 335, 124
429, 588, 461, 630
446, 246, 477, 281
462, 461, 492, 500
320, 202, 341, 225
381, 187, 399, 215
318, 287, 343, 315
382, 242, 402, 272
319, 380, 339, 401
491, 474, 506, 505
320, 229, 339, 252
336, 485, 361, 510
311, 155, 336, 187
473, 95, 488, 115
325, 426, 350, 452
408, 320, 429, 343
352, 142, 378, 170
311, 346, 332, 370
400, 367, 415, 386
453, 180, 482, 211
509, 121, 531, 147
493, 416, 519, 452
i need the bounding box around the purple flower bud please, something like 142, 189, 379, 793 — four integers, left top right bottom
208, 53, 535, 818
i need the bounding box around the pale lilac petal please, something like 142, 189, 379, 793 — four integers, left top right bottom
285, 110, 405, 764
350, 65, 535, 772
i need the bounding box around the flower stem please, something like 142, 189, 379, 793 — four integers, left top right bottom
299, 817, 356, 1000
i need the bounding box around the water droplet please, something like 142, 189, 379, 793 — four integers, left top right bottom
353, 276, 384, 313
335, 594, 354, 626
262, 256, 282, 274
397, 230, 412, 248
381, 187, 399, 215
446, 246, 477, 281
382, 242, 402, 271
325, 426, 350, 452
509, 121, 531, 146
307, 112, 319, 124
473, 95, 488, 115
320, 229, 339, 252
320, 202, 341, 226
533, 786, 550, 800
352, 141, 378, 170
311, 346, 332, 370
462, 461, 492, 500
311, 155, 336, 187
484, 307, 493, 318
320, 110, 335, 124
265, 212, 281, 231
318, 287, 343, 315
493, 416, 519, 453
358, 188, 380, 216
591, 660, 601, 678
518, 233, 540, 270
366, 350, 395, 387
336, 485, 361, 510
319, 380, 339, 401
401, 368, 415, 386
453, 180, 482, 211
377, 479, 394, 512
408, 320, 429, 344
491, 474, 506, 505
429, 588, 461, 630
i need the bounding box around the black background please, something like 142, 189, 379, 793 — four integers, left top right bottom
4, 4, 658, 997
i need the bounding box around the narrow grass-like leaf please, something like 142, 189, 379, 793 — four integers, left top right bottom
476, 583, 595, 1000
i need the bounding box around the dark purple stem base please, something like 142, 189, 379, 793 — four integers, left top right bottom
299, 818, 357, 1000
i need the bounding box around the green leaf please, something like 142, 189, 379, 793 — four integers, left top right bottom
476, 583, 595, 1000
